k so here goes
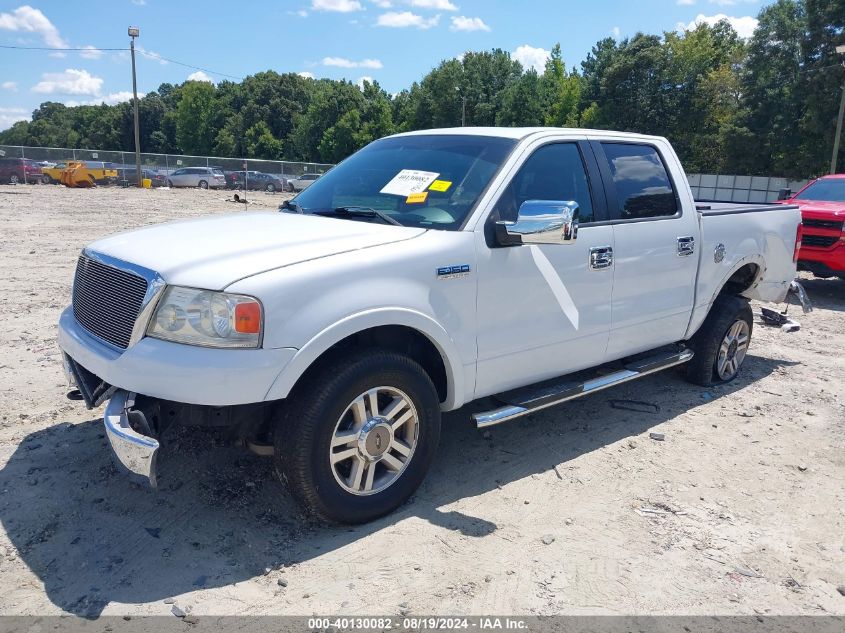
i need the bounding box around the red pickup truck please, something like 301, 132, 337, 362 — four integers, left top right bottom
779, 174, 845, 278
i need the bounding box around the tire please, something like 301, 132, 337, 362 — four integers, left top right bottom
274, 349, 441, 524
10, 175, 18, 185
166, 179, 173, 187
266, 183, 276, 193
286, 182, 294, 193
685, 295, 753, 387
42, 176, 51, 185
198, 180, 208, 189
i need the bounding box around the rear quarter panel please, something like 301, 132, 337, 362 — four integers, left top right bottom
686, 205, 799, 338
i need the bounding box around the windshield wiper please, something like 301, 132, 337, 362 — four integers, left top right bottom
314, 206, 403, 227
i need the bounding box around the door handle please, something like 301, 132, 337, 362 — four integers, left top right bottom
677, 236, 695, 257
589, 246, 613, 270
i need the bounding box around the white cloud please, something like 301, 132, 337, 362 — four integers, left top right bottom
512, 45, 550, 73
371, 0, 392, 6
311, 0, 362, 12
187, 70, 213, 82
32, 69, 103, 95
356, 76, 374, 89
409, 0, 457, 10
297, 9, 308, 16
131, 0, 147, 5
377, 11, 440, 28
612, 26, 620, 38
322, 56, 383, 68
79, 45, 103, 60
0, 106, 29, 130
65, 91, 142, 107
298, 71, 315, 79
2, 81, 19, 92
679, 13, 758, 38
450, 16, 490, 32
677, 0, 695, 5
0, 5, 68, 48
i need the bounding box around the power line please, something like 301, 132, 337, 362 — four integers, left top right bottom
0, 44, 243, 81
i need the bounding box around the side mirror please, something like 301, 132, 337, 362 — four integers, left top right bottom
777, 188, 792, 201
495, 200, 579, 246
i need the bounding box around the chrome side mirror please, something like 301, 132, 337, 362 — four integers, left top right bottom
495, 200, 579, 246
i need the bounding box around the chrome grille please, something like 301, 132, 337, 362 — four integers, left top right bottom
72, 255, 149, 349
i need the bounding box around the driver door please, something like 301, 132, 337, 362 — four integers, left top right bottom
474, 140, 615, 398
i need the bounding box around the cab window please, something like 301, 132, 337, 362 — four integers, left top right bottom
601, 143, 678, 219
494, 143, 595, 224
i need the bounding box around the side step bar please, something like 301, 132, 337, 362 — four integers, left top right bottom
472, 348, 694, 429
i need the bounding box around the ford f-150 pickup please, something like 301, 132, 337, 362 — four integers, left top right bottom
58, 128, 804, 523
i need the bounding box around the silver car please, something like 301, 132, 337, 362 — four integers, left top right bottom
167, 167, 227, 189
288, 172, 321, 192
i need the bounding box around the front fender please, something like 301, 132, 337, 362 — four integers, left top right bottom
263, 307, 467, 411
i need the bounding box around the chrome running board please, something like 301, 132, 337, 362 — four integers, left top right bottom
473, 348, 694, 429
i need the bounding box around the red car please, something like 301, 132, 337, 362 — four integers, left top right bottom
0, 157, 45, 184
779, 175, 845, 278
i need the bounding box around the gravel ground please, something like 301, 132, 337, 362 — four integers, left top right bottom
0, 184, 843, 617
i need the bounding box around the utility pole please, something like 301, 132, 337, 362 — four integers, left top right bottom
455, 86, 467, 127
831, 45, 845, 175
129, 26, 142, 187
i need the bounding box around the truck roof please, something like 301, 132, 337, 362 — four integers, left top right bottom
389, 126, 668, 144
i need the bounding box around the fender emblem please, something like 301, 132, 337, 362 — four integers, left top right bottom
437, 264, 471, 280
714, 244, 726, 263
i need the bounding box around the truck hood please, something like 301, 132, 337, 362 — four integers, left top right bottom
790, 199, 845, 218
87, 211, 426, 289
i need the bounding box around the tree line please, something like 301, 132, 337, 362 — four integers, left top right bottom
1, 0, 842, 179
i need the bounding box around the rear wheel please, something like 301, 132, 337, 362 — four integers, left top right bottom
685, 295, 753, 386
9, 175, 18, 184
266, 183, 276, 193
274, 350, 441, 524
198, 180, 209, 189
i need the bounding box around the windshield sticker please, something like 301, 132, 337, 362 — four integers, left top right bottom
429, 179, 452, 192
406, 191, 428, 204
380, 169, 439, 197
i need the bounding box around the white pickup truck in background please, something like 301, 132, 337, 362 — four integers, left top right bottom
58, 127, 805, 523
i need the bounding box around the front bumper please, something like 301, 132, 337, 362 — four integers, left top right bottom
798, 238, 845, 274
104, 390, 159, 487
58, 307, 297, 407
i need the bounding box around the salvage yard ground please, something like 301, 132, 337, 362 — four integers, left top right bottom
0, 184, 842, 617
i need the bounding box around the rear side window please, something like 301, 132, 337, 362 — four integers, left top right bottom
601, 143, 678, 219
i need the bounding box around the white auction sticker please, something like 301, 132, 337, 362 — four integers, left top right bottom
380, 169, 439, 197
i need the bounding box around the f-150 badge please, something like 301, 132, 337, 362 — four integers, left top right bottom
437, 265, 471, 279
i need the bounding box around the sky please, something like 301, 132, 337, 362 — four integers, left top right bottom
0, 0, 774, 132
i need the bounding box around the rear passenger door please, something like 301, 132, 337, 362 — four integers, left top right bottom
592, 141, 699, 360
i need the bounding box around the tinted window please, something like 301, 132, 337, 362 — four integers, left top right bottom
602, 143, 678, 219
794, 179, 845, 202
495, 143, 595, 223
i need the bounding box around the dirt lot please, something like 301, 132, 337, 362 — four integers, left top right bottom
0, 184, 842, 617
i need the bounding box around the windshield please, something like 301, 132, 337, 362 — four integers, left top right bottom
794, 179, 845, 202
290, 134, 516, 229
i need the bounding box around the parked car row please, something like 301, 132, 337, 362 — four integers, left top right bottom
1, 156, 323, 192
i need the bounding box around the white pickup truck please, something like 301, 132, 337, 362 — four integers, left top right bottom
58, 127, 805, 523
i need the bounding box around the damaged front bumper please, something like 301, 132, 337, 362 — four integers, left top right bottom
103, 390, 159, 488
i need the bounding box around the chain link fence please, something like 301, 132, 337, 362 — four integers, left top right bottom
0, 144, 333, 187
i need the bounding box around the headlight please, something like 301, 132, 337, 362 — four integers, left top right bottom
147, 286, 262, 349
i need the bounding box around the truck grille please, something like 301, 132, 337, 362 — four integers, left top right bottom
802, 218, 844, 231
72, 255, 149, 349
801, 235, 839, 249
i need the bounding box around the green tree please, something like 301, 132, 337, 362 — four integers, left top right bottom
175, 80, 217, 155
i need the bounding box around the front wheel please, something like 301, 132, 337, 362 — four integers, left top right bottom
9, 175, 19, 184
685, 295, 753, 386
266, 183, 276, 193
274, 350, 441, 524
198, 180, 208, 189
